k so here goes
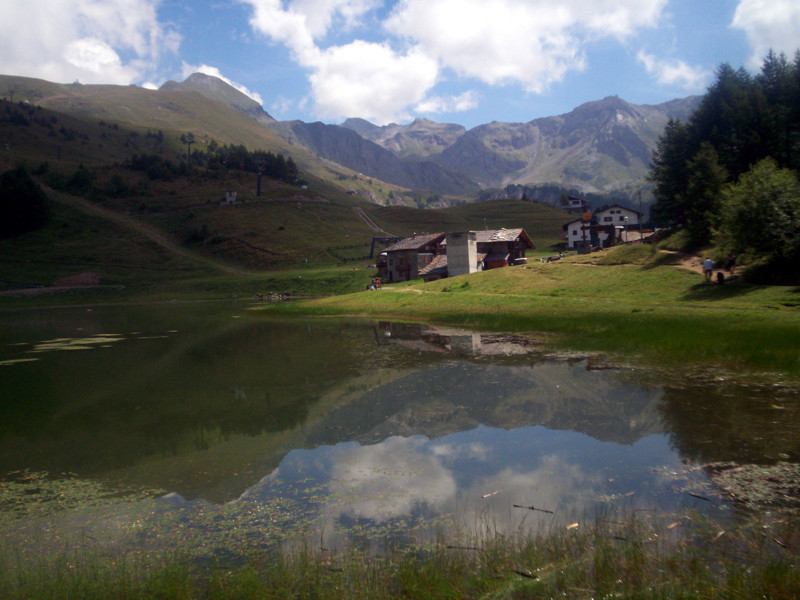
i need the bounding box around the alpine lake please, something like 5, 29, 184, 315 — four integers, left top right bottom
1, 301, 799, 566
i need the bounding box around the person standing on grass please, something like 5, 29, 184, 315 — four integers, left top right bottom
703, 257, 714, 281
726, 252, 736, 274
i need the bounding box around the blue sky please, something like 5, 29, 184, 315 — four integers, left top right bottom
2, 1, 799, 129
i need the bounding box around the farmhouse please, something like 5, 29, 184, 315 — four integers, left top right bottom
564, 205, 640, 250
419, 228, 535, 282
380, 233, 446, 283
567, 195, 588, 213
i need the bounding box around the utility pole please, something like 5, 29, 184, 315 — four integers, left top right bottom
637, 190, 643, 241
180, 133, 195, 165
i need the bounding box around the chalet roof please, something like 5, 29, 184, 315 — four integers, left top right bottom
418, 254, 449, 277
596, 204, 638, 215
385, 233, 445, 252
475, 228, 524, 244
563, 218, 585, 229
441, 228, 535, 248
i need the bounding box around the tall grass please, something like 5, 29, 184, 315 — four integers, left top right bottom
2, 510, 798, 599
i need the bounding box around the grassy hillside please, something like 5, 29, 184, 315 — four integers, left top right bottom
364, 199, 569, 250
0, 95, 570, 300
0, 76, 462, 207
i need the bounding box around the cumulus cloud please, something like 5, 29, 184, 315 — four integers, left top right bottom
325, 437, 457, 522
385, 0, 668, 92
731, 0, 800, 68
637, 51, 711, 91
309, 41, 438, 123
181, 62, 265, 104
243, 0, 670, 122
416, 91, 478, 114
462, 455, 605, 533
244, 0, 437, 123
0, 0, 179, 84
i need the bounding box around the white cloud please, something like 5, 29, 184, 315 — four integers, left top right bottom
385, 0, 668, 93
637, 50, 711, 91
325, 437, 457, 522
63, 38, 138, 83
290, 0, 381, 37
731, 0, 800, 68
309, 41, 438, 123
181, 62, 264, 105
244, 0, 437, 123
270, 96, 297, 118
0, 0, 179, 84
416, 91, 479, 114
245, 0, 318, 62
243, 0, 672, 122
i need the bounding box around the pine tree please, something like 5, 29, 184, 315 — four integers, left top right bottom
648, 118, 690, 227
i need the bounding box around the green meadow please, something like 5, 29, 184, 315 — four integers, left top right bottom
260, 244, 800, 380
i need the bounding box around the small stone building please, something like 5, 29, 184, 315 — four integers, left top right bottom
380, 233, 446, 283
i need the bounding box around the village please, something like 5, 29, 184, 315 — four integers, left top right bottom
375, 197, 646, 285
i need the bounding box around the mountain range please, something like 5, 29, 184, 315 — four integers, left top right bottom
338, 95, 700, 195
0, 72, 700, 202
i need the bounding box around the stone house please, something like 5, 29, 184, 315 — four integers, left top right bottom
419, 228, 535, 282
380, 233, 446, 283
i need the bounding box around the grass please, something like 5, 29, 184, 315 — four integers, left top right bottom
362, 199, 569, 253
2, 509, 799, 599
259, 247, 800, 379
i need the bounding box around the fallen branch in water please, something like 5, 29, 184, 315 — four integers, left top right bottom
513, 504, 555, 514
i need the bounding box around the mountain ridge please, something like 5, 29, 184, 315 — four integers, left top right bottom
349, 94, 701, 193
0, 72, 701, 200
160, 73, 275, 124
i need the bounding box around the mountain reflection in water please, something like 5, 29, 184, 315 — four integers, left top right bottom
1, 304, 797, 553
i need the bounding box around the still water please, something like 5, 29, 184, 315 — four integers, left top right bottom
1, 302, 798, 558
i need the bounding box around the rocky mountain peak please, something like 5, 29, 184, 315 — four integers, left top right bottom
160, 73, 274, 123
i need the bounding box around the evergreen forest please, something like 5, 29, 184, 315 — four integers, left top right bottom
649, 50, 800, 280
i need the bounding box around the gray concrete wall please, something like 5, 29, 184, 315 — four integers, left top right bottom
446, 231, 477, 277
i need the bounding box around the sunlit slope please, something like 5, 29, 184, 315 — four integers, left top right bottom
364, 199, 570, 248
0, 75, 344, 181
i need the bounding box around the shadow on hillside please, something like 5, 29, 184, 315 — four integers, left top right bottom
642, 251, 683, 269
680, 279, 763, 301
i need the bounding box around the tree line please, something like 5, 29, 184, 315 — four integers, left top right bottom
126, 142, 299, 184
649, 50, 800, 276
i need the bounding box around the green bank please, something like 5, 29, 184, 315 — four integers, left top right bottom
259, 244, 800, 380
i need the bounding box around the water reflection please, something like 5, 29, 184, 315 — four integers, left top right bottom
1, 304, 798, 554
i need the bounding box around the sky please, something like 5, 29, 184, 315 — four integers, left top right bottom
1, 0, 799, 129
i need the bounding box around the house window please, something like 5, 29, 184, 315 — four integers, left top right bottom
604, 216, 612, 222
572, 229, 578, 235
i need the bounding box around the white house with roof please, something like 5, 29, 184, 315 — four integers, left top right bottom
564, 205, 640, 250
596, 205, 639, 228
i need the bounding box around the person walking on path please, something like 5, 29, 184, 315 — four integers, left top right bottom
703, 257, 714, 281
726, 252, 736, 274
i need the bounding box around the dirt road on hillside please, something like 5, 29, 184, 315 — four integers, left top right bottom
51, 191, 250, 276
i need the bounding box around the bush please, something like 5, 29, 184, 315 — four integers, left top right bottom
716, 158, 800, 266
0, 166, 50, 238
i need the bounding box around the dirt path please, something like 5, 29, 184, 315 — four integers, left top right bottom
663, 250, 736, 281
51, 191, 251, 276
352, 206, 393, 236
